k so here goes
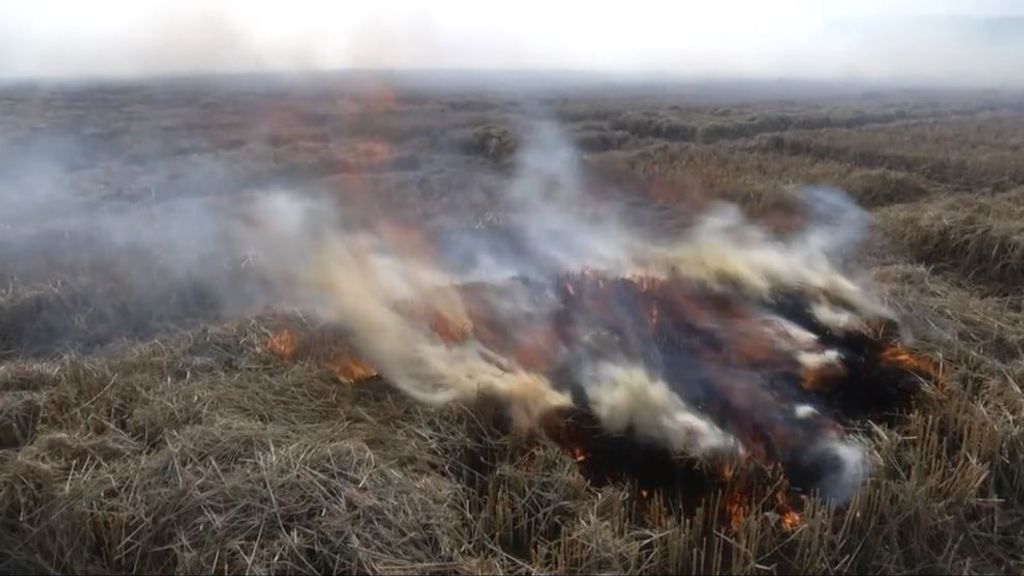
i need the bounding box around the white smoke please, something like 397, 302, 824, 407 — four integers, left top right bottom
584, 362, 738, 455
239, 120, 885, 502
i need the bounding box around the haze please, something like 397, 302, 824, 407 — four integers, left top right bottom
0, 0, 1021, 87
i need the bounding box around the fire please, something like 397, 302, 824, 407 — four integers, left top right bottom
263, 323, 378, 383
725, 490, 751, 530
264, 265, 934, 511
261, 261, 934, 520
266, 329, 298, 361
781, 509, 802, 531
326, 355, 379, 384
540, 405, 809, 533
252, 161, 937, 523
774, 486, 803, 531
880, 343, 940, 380
800, 360, 848, 392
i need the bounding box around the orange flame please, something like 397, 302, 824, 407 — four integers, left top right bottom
780, 509, 802, 531
774, 483, 803, 531
880, 343, 939, 379
725, 490, 750, 530
327, 355, 379, 384
800, 362, 847, 392
267, 329, 298, 361
265, 324, 379, 384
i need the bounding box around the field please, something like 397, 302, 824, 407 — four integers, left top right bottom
2, 75, 1024, 574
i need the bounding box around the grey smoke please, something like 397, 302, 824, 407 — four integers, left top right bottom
0, 139, 281, 354
0, 113, 881, 502
247, 119, 882, 503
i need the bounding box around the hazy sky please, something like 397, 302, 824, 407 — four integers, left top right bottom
0, 0, 1021, 85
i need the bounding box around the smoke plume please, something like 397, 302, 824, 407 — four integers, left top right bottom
0, 113, 896, 502
235, 120, 889, 502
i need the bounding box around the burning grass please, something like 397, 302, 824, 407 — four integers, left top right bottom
0, 267, 1020, 574
273, 263, 939, 504
2, 85, 1024, 574
1, 308, 1014, 574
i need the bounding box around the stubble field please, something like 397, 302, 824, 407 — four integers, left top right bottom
2, 76, 1023, 574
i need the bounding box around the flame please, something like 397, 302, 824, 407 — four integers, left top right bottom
774, 487, 803, 531
880, 343, 939, 379
265, 324, 379, 384
267, 329, 298, 361
256, 199, 931, 520
327, 355, 379, 384
240, 121, 941, 527
725, 490, 750, 530
781, 509, 802, 531
800, 362, 847, 392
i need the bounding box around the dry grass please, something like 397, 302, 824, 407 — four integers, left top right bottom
879, 188, 1024, 296
2, 83, 1024, 574
1, 294, 1022, 574
758, 115, 1024, 191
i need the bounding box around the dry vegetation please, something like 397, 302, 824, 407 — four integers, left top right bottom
2, 77, 1024, 574
879, 188, 1024, 295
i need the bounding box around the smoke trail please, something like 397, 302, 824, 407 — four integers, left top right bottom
241, 119, 892, 502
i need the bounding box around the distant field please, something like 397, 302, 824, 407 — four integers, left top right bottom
1, 78, 1023, 574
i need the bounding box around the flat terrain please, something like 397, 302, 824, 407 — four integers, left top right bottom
2, 76, 1024, 574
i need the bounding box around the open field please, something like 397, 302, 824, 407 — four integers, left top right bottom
2, 76, 1024, 574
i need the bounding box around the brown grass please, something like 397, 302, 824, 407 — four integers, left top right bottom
1, 294, 1021, 574
758, 115, 1024, 191
3, 83, 1024, 574
879, 188, 1024, 295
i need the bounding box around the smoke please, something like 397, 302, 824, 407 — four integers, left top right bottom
232, 119, 889, 502
0, 2, 1021, 87
0, 138, 281, 354
584, 362, 738, 455
0, 109, 889, 501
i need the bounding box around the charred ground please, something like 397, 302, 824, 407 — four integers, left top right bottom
1, 77, 1023, 574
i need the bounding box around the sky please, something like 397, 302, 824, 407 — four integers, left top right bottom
0, 0, 1021, 85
